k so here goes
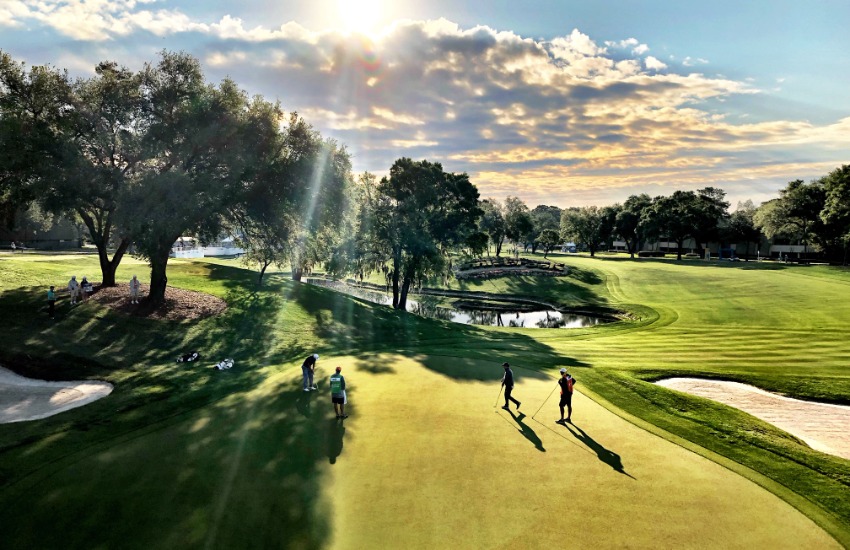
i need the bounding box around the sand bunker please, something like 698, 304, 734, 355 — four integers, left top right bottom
656, 378, 850, 461
0, 366, 113, 423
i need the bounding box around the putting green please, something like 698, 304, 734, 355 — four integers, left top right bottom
0, 354, 839, 548
321, 356, 837, 549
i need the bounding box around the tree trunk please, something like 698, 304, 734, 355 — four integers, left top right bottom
258, 261, 270, 285
98, 237, 130, 287
495, 239, 503, 257
391, 253, 401, 309
676, 240, 684, 260
148, 250, 170, 306
291, 267, 303, 281
398, 275, 412, 311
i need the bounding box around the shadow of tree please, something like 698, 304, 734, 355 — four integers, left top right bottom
0, 376, 344, 548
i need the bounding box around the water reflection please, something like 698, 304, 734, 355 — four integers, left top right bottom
305, 278, 608, 329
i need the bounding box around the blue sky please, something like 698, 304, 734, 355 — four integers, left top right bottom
1, 0, 848, 208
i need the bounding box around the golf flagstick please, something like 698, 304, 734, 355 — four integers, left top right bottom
493, 385, 504, 408
531, 381, 560, 420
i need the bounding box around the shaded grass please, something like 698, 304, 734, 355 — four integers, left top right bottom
1, 253, 849, 546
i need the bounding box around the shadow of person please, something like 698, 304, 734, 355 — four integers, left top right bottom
508, 410, 546, 452
565, 422, 634, 479
295, 391, 313, 419
327, 418, 345, 465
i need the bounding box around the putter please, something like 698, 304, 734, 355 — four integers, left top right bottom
493, 385, 504, 408
531, 381, 560, 420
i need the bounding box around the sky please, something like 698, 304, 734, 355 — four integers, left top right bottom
1, 0, 849, 209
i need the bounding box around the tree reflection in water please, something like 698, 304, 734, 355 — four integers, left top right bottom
305, 278, 609, 329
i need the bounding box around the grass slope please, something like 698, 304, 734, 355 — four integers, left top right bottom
0, 253, 848, 547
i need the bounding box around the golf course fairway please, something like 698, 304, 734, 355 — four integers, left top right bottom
1, 254, 849, 547
1, 354, 839, 548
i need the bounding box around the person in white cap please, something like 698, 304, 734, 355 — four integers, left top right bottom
67, 275, 79, 305
302, 353, 319, 391
129, 275, 141, 304
557, 368, 576, 424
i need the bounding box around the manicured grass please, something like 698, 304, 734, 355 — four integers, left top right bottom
1, 252, 849, 547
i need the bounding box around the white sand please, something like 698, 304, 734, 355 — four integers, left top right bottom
655, 377, 850, 461
0, 366, 113, 423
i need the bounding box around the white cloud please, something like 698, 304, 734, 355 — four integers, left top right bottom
2, 8, 847, 207
644, 56, 667, 71
683, 56, 709, 67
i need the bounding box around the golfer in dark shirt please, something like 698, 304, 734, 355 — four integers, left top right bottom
302, 354, 319, 391
557, 368, 576, 423
501, 362, 521, 411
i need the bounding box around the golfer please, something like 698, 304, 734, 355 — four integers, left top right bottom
330, 366, 348, 419
501, 362, 521, 411
557, 368, 576, 423
302, 353, 319, 391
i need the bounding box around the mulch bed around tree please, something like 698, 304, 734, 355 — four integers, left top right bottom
87, 283, 227, 321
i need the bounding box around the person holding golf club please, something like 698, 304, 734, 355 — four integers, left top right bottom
302, 353, 319, 392
330, 366, 348, 419
557, 368, 576, 423
501, 362, 521, 411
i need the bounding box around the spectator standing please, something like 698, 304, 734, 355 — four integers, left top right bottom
129, 275, 141, 304
79, 276, 91, 302
47, 286, 56, 319
68, 276, 79, 305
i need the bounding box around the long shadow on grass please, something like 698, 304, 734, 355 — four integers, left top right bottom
563, 422, 634, 479
500, 410, 545, 452
0, 377, 345, 549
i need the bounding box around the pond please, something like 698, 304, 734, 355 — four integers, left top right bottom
304, 278, 611, 329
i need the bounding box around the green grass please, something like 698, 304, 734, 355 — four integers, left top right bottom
0, 252, 849, 548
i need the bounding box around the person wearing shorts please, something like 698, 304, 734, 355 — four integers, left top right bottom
330, 366, 348, 419
557, 368, 576, 423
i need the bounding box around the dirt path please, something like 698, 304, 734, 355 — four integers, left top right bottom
656, 378, 850, 460
0, 366, 112, 423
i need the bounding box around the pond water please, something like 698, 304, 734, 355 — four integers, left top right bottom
305, 278, 609, 329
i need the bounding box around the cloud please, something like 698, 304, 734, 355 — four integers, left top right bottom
683, 56, 709, 67
605, 37, 649, 55
2, 6, 848, 208
644, 56, 667, 71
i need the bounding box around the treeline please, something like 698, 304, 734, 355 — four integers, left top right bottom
472, 171, 850, 263
3, 51, 848, 309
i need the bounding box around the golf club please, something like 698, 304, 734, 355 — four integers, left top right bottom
531, 380, 560, 420
493, 385, 504, 408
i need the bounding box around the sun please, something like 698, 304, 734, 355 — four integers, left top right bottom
336, 0, 383, 35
